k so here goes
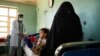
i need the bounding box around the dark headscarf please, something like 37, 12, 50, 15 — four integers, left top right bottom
40, 1, 83, 56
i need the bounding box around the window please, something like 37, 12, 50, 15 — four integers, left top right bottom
0, 6, 17, 38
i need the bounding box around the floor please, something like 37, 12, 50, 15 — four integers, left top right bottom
0, 54, 8, 56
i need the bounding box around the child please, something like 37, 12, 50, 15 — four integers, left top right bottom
32, 28, 49, 55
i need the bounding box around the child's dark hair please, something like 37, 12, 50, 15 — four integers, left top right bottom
40, 28, 49, 38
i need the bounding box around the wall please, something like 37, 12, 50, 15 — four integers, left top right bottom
37, 0, 100, 41
0, 0, 37, 34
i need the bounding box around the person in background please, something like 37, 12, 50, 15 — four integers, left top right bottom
9, 14, 26, 56
32, 28, 49, 55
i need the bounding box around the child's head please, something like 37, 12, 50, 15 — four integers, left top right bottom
39, 28, 49, 39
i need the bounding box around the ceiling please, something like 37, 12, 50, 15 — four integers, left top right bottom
5, 0, 37, 5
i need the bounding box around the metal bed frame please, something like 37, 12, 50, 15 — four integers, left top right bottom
55, 41, 100, 56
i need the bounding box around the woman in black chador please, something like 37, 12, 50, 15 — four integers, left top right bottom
40, 1, 83, 56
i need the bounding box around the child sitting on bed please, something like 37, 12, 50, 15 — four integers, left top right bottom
32, 28, 49, 55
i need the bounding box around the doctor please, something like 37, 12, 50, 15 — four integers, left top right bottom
9, 14, 25, 56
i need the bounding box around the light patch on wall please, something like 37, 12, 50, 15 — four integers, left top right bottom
45, 10, 55, 29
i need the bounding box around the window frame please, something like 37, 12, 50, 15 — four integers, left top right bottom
0, 5, 18, 38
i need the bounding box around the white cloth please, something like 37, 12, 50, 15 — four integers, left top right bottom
37, 38, 46, 45
24, 45, 38, 56
10, 20, 25, 46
